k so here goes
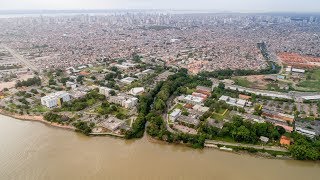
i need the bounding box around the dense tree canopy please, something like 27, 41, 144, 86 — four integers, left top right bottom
15, 77, 41, 87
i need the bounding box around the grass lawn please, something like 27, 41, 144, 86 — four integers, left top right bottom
213, 136, 235, 143
116, 107, 129, 115
169, 103, 186, 114
186, 88, 196, 95
297, 69, 320, 91
211, 109, 229, 121
168, 119, 174, 125
8, 103, 17, 109
31, 105, 49, 113
125, 119, 131, 126
233, 77, 253, 88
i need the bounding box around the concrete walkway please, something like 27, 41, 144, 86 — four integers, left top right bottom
205, 140, 288, 152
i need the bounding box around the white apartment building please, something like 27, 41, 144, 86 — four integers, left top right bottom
99, 86, 114, 97
41, 91, 71, 108
219, 95, 249, 108
109, 95, 138, 109
181, 95, 204, 105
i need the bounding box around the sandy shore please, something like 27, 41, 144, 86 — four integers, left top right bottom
0, 109, 76, 131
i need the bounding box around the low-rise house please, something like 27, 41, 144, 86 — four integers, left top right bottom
123, 97, 138, 109
181, 95, 205, 105
78, 65, 87, 69
300, 94, 320, 101
196, 86, 212, 96
260, 136, 269, 143
114, 64, 130, 70
193, 104, 209, 113
177, 115, 200, 127
280, 136, 291, 146
66, 81, 78, 89
99, 117, 124, 131
295, 120, 320, 138
262, 109, 295, 123
292, 68, 305, 74
120, 77, 136, 84
109, 94, 138, 109
142, 69, 155, 74
219, 95, 249, 108
274, 123, 293, 132
277, 75, 286, 80
99, 87, 114, 97
129, 87, 145, 96
70, 90, 87, 99
192, 92, 208, 99
295, 127, 317, 139
286, 66, 305, 74
136, 69, 155, 78
170, 109, 182, 121
239, 94, 251, 100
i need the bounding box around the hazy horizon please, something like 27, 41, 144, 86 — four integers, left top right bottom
1, 0, 320, 13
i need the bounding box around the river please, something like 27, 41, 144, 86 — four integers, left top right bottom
0, 114, 319, 180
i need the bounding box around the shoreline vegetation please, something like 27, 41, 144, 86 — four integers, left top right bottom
0, 109, 294, 160
0, 109, 75, 131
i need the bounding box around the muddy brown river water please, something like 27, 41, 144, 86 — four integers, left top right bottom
0, 114, 319, 180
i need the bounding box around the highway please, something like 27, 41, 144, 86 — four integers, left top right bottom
1, 44, 39, 73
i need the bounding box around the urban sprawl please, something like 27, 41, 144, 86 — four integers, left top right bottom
1, 12, 320, 161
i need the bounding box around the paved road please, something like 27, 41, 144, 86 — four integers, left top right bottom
205, 140, 288, 152
1, 44, 39, 73
163, 96, 178, 134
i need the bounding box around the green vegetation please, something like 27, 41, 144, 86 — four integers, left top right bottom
73, 121, 93, 135
234, 77, 252, 88
199, 116, 285, 144
211, 109, 229, 121
169, 103, 188, 115
124, 81, 164, 139
96, 102, 128, 120
132, 53, 143, 63
31, 105, 48, 113
257, 42, 270, 60
297, 69, 320, 91
225, 145, 289, 157
59, 89, 105, 112
49, 78, 57, 85
147, 112, 206, 148
44, 112, 69, 124
126, 70, 211, 148
145, 70, 212, 148
15, 77, 41, 88
288, 132, 320, 160
199, 62, 281, 80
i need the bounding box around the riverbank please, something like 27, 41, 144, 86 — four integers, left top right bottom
0, 109, 127, 138
145, 132, 293, 160
1, 115, 319, 180
0, 110, 312, 161
0, 109, 76, 131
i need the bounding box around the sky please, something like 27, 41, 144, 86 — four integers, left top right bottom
0, 0, 320, 13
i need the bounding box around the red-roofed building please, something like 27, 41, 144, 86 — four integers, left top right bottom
239, 94, 251, 100
79, 71, 90, 76
280, 136, 291, 146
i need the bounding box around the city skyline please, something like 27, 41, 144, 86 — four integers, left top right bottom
1, 0, 320, 13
